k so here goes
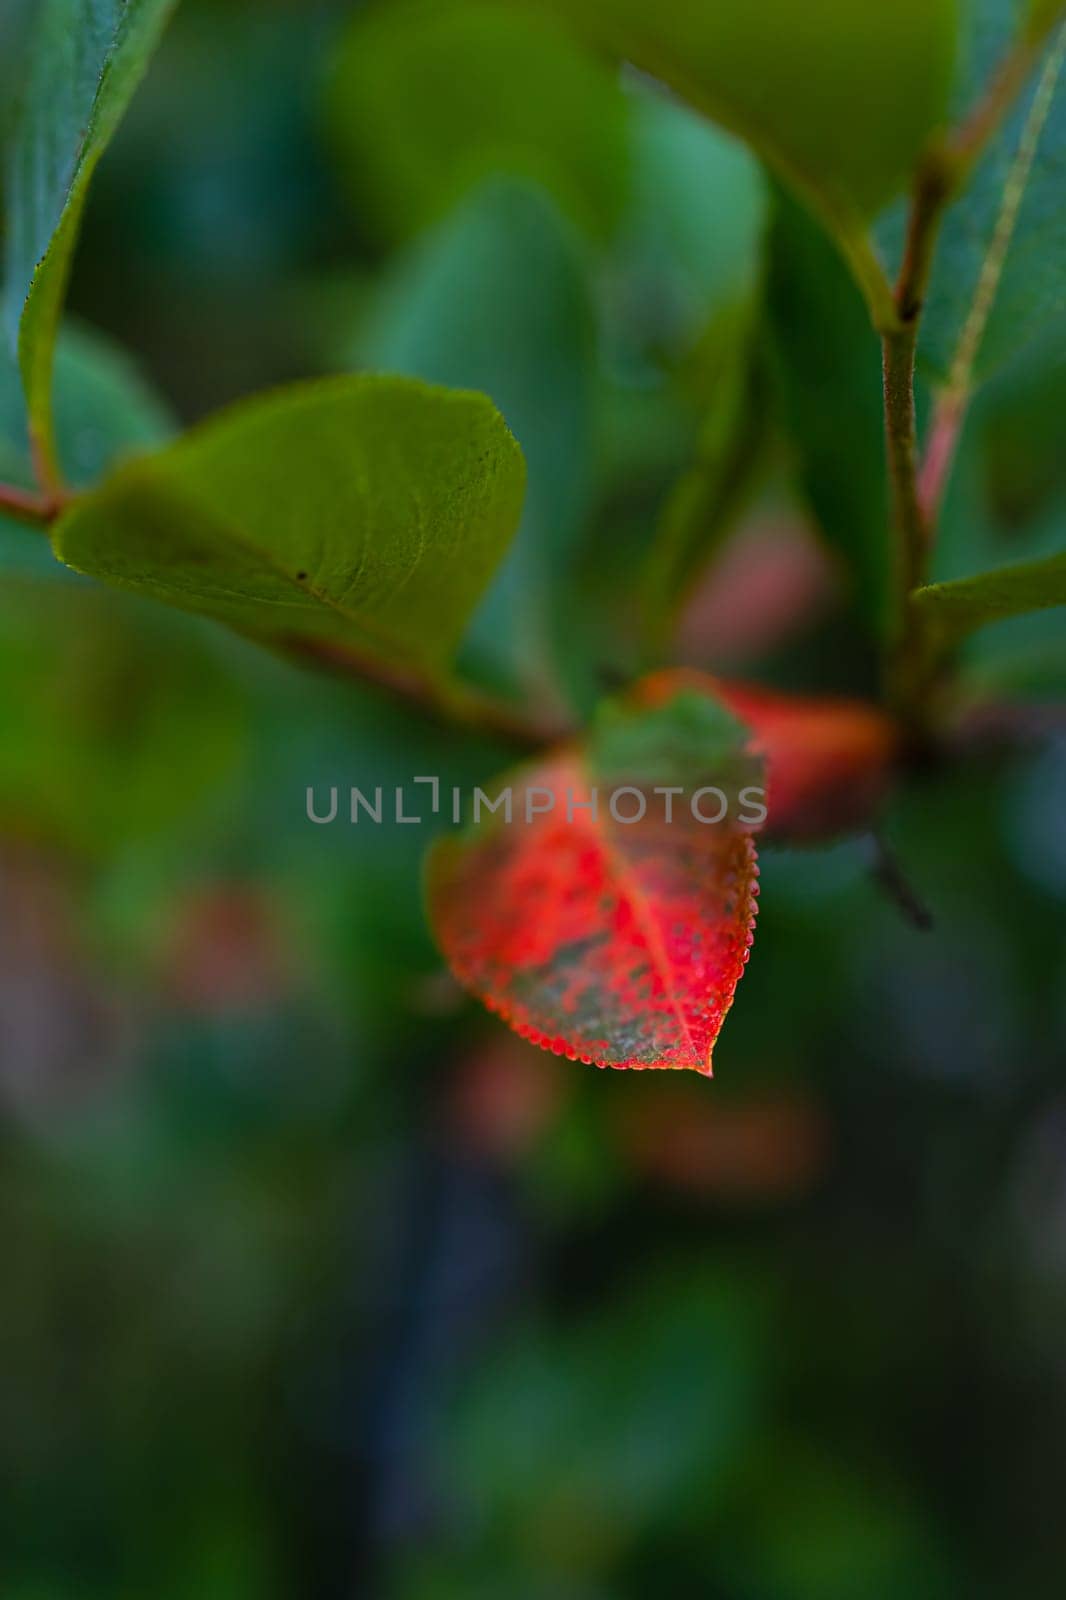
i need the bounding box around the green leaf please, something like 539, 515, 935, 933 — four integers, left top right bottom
3, 0, 177, 479
910, 549, 1066, 646
324, 0, 628, 245
351, 182, 594, 692
1027, 0, 1066, 45
613, 84, 768, 360
442, 1269, 765, 1539
571, 93, 768, 696
511, 0, 957, 250
914, 11, 1066, 385
929, 335, 1066, 583
51, 375, 526, 680
766, 186, 890, 636
642, 310, 767, 645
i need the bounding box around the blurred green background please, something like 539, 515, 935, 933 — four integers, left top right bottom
1, 1, 1065, 1595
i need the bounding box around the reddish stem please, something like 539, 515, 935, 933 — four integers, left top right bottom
0, 480, 66, 528
917, 393, 966, 525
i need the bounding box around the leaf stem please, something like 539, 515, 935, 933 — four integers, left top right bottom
867, 830, 934, 931
881, 157, 947, 724
283, 635, 572, 751
0, 479, 67, 528
2, 488, 565, 749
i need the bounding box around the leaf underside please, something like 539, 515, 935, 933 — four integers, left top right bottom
512, 0, 957, 226
428, 752, 759, 1074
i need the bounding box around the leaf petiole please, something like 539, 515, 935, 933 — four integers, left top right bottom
0, 480, 68, 529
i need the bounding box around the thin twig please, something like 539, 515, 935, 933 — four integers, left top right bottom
0, 479, 67, 528
867, 831, 934, 932
284, 635, 572, 751
881, 169, 943, 717
882, 325, 928, 608
916, 391, 966, 526
881, 149, 952, 601
1, 476, 567, 746
894, 153, 954, 324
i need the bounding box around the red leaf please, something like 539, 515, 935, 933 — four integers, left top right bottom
633, 670, 899, 840
428, 673, 897, 1074
427, 689, 761, 1074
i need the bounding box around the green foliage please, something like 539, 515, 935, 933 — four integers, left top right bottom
642, 312, 767, 642
620, 88, 767, 345
0, 581, 243, 855
1, 207, 191, 894
325, 0, 628, 245
50, 327, 175, 484
2, 325, 170, 477
0, 322, 174, 577
916, 4, 1066, 384
351, 181, 595, 691
440, 1269, 766, 1552
767, 188, 890, 635
52, 375, 526, 681
510, 0, 957, 246
592, 686, 756, 790
1026, 0, 1066, 44
2, 0, 176, 477
911, 549, 1066, 646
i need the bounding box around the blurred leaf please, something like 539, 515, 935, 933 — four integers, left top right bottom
0, 1, 34, 138
914, 362, 1066, 689
612, 1081, 828, 1202
443, 1268, 767, 1559
643, 310, 767, 645
352, 181, 594, 692
767, 186, 890, 635
636, 671, 899, 842
603, 84, 768, 363
48, 323, 175, 486
720, 1437, 956, 1600
513, 0, 956, 268
1030, 0, 1066, 38
976, 342, 1066, 528
428, 683, 762, 1074
927, 333, 1066, 597
324, 0, 628, 245
0, 321, 174, 489
916, 10, 1066, 385
52, 375, 526, 682
2, 0, 176, 478
911, 548, 1066, 646
573, 98, 769, 702
0, 322, 174, 577
0, 582, 243, 856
